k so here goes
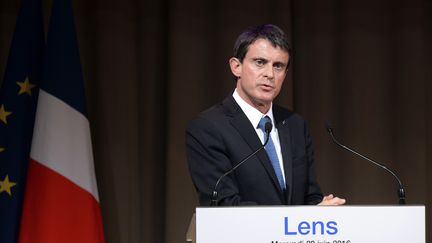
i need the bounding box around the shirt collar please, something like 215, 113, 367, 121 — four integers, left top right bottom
233, 89, 275, 129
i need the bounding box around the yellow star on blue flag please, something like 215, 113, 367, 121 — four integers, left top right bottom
0, 175, 17, 196
0, 105, 12, 124
17, 77, 36, 96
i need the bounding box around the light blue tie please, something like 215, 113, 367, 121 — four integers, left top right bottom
258, 116, 286, 190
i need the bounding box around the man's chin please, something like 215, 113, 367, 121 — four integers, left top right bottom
252, 97, 274, 107
255, 94, 276, 104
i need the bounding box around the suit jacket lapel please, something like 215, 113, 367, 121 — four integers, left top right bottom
222, 96, 286, 200
274, 107, 293, 205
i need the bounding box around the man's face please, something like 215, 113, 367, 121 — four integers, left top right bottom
230, 38, 289, 112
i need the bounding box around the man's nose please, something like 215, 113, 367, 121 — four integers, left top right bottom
263, 64, 275, 80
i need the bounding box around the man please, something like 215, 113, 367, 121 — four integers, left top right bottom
186, 24, 345, 206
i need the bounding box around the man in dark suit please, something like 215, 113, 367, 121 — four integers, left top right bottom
186, 24, 345, 206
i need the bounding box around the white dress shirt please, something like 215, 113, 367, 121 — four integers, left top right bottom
232, 89, 286, 182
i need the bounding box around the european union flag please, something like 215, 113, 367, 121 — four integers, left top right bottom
0, 0, 44, 242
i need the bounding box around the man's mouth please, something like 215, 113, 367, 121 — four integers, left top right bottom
258, 84, 274, 91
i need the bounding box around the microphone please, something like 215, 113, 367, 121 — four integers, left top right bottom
325, 122, 406, 205
210, 121, 272, 206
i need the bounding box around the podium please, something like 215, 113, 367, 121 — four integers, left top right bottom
186, 205, 425, 243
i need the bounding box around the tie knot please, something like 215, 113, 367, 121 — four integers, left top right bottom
258, 116, 271, 132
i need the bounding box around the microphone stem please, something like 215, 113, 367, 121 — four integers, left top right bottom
211, 129, 271, 206
328, 130, 405, 205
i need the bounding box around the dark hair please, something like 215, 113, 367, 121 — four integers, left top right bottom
233, 24, 292, 64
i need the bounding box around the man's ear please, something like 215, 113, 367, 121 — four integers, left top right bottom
229, 57, 242, 78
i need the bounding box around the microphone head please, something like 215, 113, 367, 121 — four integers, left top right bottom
265, 121, 272, 134
325, 121, 333, 133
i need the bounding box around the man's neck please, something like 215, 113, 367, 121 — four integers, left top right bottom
235, 91, 271, 114
233, 89, 273, 115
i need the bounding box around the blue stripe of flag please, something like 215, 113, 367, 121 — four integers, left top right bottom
40, 0, 88, 117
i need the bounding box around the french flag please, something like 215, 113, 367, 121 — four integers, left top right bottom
18, 0, 105, 242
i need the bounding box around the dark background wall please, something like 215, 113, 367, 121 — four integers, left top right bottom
1, 0, 431, 242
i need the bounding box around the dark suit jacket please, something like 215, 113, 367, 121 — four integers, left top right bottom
186, 95, 323, 206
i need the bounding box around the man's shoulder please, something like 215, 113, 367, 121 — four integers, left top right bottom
193, 95, 238, 120
273, 104, 306, 125
196, 101, 227, 120
186, 97, 232, 132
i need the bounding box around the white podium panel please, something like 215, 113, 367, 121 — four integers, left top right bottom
196, 206, 425, 243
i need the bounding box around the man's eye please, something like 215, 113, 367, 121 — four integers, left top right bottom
255, 59, 265, 66
274, 64, 286, 71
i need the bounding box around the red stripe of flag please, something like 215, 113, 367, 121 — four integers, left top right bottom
19, 159, 104, 243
